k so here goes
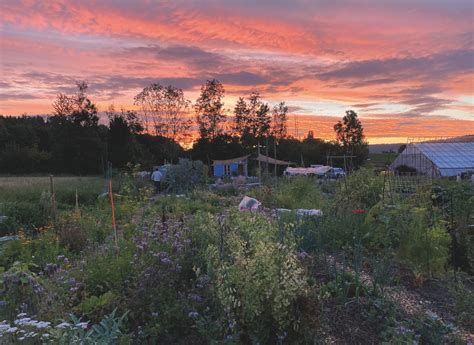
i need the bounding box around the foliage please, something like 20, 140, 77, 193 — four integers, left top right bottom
75, 291, 119, 320
366, 202, 451, 281
163, 158, 207, 194
134, 83, 192, 139
195, 79, 226, 140
251, 176, 328, 210
0, 169, 472, 343
233, 92, 272, 145
204, 212, 309, 343
336, 167, 384, 209
272, 102, 289, 140
0, 262, 44, 321
0, 309, 129, 344
83, 241, 134, 296
333, 110, 369, 165
451, 280, 474, 330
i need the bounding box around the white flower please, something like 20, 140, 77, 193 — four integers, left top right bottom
34, 321, 51, 329
14, 317, 32, 326
56, 322, 71, 329
76, 322, 89, 329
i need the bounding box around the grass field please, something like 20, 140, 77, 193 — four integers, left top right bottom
0, 176, 104, 235
0, 176, 104, 204
366, 152, 398, 169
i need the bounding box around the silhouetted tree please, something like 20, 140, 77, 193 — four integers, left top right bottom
195, 79, 226, 140
233, 97, 250, 137
272, 102, 288, 140
52, 82, 99, 127
233, 92, 271, 146
334, 110, 368, 166
334, 110, 365, 149
134, 83, 192, 140
107, 106, 144, 167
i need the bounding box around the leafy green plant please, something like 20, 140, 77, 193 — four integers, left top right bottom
452, 280, 474, 330
0, 261, 44, 321
205, 212, 308, 343
336, 167, 384, 209
164, 158, 207, 194
76, 291, 119, 319
84, 241, 134, 296
398, 208, 450, 282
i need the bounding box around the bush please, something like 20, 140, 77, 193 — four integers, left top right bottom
56, 212, 88, 253
336, 167, 384, 209
83, 241, 134, 296
204, 212, 309, 343
164, 159, 207, 194
251, 176, 328, 210
0, 262, 44, 321
397, 208, 450, 281
0, 202, 49, 236
366, 201, 451, 282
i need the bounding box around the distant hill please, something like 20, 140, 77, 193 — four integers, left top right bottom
369, 135, 474, 153
369, 143, 403, 154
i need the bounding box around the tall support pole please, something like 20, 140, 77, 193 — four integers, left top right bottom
265, 137, 269, 177
257, 142, 261, 182
273, 139, 277, 177
108, 179, 118, 251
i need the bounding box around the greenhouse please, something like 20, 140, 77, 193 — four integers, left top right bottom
390, 141, 474, 177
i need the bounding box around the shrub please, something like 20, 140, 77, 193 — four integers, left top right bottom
83, 241, 134, 296
452, 280, 474, 330
56, 212, 88, 253
251, 176, 328, 209
336, 167, 384, 209
164, 159, 207, 194
397, 207, 450, 281
204, 212, 308, 343
0, 262, 44, 321
0, 202, 49, 236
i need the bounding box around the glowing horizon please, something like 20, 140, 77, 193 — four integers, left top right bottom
0, 0, 473, 143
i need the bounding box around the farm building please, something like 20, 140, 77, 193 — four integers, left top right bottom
212, 153, 294, 177
213, 154, 250, 177
390, 141, 474, 177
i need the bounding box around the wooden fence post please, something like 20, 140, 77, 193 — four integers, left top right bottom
49, 175, 56, 220
108, 179, 118, 251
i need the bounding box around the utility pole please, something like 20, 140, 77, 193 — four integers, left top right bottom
265, 137, 269, 176
273, 139, 277, 177
257, 142, 261, 181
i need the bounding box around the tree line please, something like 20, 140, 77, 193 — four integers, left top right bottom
0, 80, 368, 174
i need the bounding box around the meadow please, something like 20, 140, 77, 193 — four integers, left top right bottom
0, 166, 473, 344
0, 176, 104, 237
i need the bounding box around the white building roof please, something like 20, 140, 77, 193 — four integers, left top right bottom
413, 142, 474, 176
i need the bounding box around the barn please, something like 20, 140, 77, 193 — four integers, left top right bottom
390, 141, 474, 177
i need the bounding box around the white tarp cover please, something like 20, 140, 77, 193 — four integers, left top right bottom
238, 196, 261, 212
284, 166, 331, 176
276, 208, 323, 217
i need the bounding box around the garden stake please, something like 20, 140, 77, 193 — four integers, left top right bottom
109, 179, 119, 252
49, 175, 56, 220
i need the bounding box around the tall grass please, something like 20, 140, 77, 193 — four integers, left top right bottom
0, 176, 104, 235
0, 176, 104, 206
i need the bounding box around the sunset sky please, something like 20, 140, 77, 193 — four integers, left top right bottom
0, 0, 473, 143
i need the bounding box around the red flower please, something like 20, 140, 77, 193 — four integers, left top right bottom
351, 208, 366, 214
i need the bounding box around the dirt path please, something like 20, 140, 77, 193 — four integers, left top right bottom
324, 255, 473, 343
